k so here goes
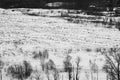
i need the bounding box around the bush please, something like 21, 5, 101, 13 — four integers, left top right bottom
45, 59, 56, 72
115, 22, 120, 30
7, 60, 33, 80
85, 48, 92, 52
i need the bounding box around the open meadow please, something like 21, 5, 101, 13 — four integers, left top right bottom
0, 8, 120, 80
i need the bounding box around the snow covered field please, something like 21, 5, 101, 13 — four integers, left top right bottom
0, 8, 120, 80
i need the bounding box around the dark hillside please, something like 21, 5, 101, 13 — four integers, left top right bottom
0, 0, 119, 9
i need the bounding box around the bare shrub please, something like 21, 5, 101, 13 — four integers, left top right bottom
45, 59, 57, 80
61, 11, 68, 17
115, 22, 120, 30
67, 49, 73, 54
33, 51, 42, 59
0, 60, 4, 69
103, 47, 120, 80
85, 71, 90, 80
30, 70, 43, 80
7, 60, 33, 80
85, 48, 92, 52
45, 59, 56, 72
33, 49, 49, 71
54, 70, 59, 80
45, 59, 59, 80
95, 47, 107, 54
95, 48, 102, 53
43, 49, 49, 59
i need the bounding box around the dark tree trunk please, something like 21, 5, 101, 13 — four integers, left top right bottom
118, 63, 120, 80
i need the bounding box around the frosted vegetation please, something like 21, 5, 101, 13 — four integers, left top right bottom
0, 8, 120, 80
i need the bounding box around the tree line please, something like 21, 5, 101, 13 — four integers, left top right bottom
0, 0, 117, 9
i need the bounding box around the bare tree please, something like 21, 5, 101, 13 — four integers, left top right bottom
0, 60, 4, 80
75, 57, 81, 80
73, 66, 76, 80
89, 60, 93, 80
64, 55, 72, 80
89, 60, 99, 80
103, 47, 120, 80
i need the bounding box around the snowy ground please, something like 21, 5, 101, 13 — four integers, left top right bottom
0, 8, 120, 80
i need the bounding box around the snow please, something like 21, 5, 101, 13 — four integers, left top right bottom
0, 8, 119, 80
